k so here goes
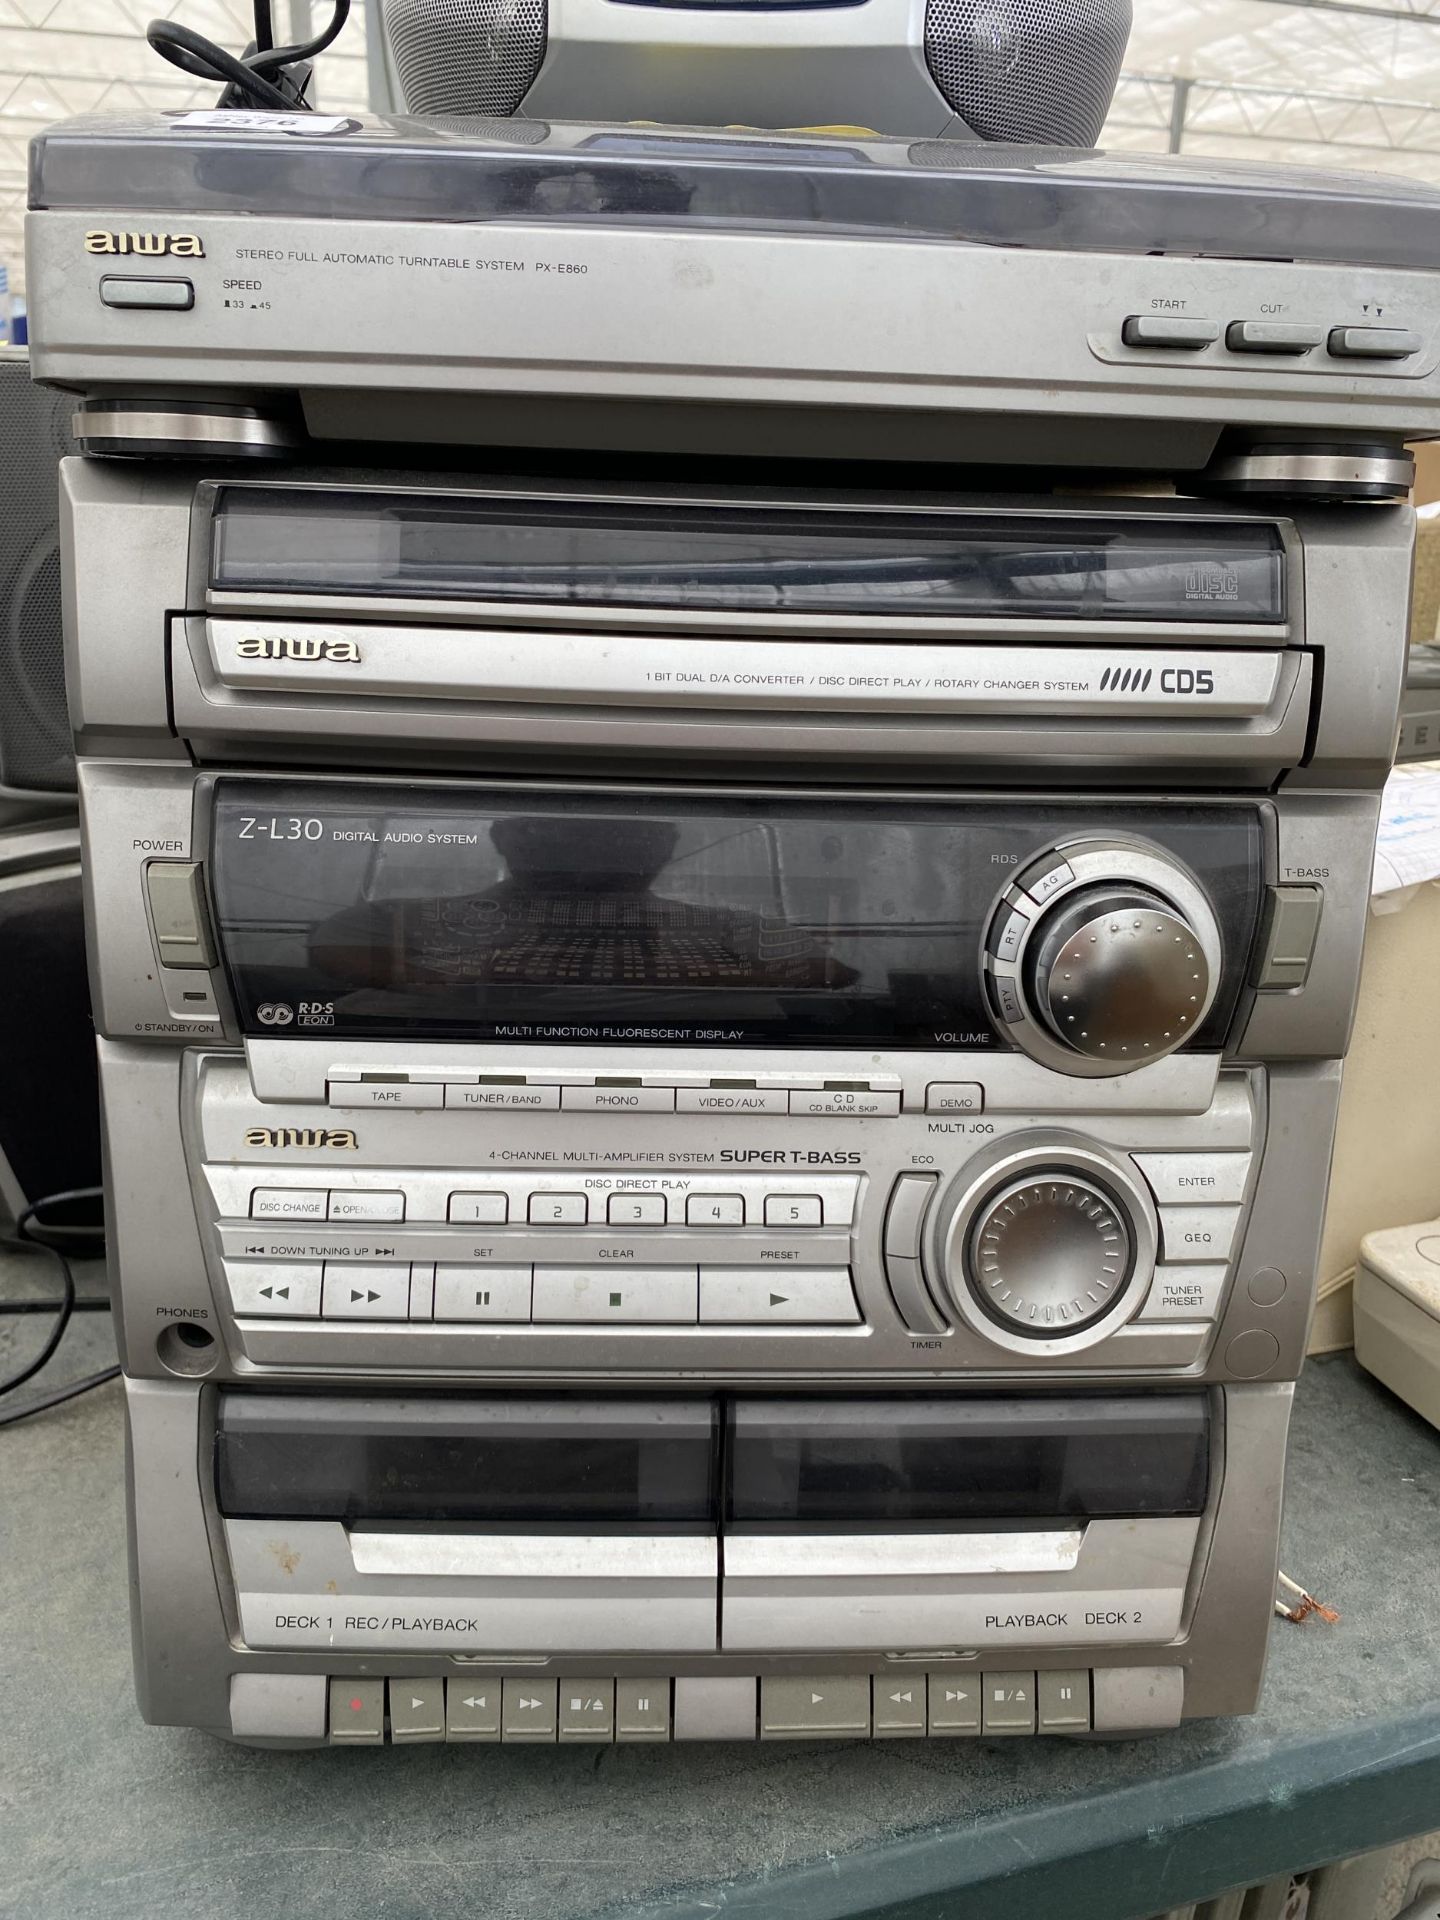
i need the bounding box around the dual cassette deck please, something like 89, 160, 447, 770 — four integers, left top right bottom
29, 110, 1440, 1746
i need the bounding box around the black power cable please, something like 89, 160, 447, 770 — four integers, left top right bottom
147, 0, 352, 113
0, 1185, 119, 1427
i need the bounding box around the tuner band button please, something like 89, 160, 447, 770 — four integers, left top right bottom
967, 1173, 1133, 1336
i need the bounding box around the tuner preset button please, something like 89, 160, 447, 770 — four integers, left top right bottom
967, 1173, 1133, 1336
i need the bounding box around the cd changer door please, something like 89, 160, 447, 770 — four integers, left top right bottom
176, 619, 1312, 782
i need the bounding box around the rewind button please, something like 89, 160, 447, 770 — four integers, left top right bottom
445, 1680, 500, 1742
872, 1676, 927, 1738
223, 1260, 321, 1318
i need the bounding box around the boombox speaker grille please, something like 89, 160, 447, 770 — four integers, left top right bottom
386, 0, 547, 116
925, 0, 1131, 146
0, 355, 75, 795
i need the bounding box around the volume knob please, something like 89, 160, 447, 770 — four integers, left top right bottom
1026, 886, 1210, 1068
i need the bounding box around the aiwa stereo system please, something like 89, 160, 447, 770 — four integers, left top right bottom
25, 105, 1440, 1748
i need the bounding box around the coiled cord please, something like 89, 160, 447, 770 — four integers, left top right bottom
147, 0, 352, 112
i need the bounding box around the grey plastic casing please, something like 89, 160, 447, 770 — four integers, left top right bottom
23, 114, 1440, 469
40, 121, 1429, 1741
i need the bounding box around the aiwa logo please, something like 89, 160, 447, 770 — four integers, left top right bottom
85, 231, 205, 257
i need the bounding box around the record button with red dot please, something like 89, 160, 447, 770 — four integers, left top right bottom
328, 1678, 384, 1744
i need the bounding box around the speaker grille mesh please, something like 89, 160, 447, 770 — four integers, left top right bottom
925, 0, 1131, 145
386, 0, 547, 116
0, 357, 74, 795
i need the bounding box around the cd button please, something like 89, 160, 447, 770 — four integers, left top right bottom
434, 1264, 532, 1321
685, 1193, 746, 1227
763, 1194, 823, 1227
321, 1262, 410, 1318
527, 1192, 588, 1225
1159, 1204, 1242, 1263
607, 1192, 667, 1225
224, 1261, 322, 1316
698, 1266, 860, 1325
924, 1083, 984, 1115
250, 1187, 327, 1220
532, 1265, 699, 1323
561, 1086, 676, 1113
328, 1190, 405, 1222
449, 1191, 509, 1224
789, 1088, 900, 1118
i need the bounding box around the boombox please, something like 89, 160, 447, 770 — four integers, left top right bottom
381, 0, 1130, 144
29, 108, 1440, 1748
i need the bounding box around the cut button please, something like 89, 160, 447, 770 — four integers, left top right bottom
1121, 315, 1220, 350
1225, 321, 1322, 355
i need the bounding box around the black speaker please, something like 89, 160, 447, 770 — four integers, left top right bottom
0, 831, 100, 1225
0, 351, 76, 797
